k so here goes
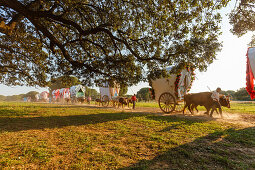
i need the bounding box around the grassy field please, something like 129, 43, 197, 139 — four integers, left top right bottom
0, 101, 255, 169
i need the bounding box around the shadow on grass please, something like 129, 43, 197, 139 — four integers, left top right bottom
121, 127, 255, 169
0, 104, 118, 117
0, 107, 214, 133
0, 112, 146, 132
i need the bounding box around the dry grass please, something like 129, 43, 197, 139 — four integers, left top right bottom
0, 102, 255, 169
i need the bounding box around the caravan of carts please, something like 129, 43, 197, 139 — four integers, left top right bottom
96, 66, 195, 112
35, 85, 86, 104
34, 83, 121, 106
31, 66, 195, 113
51, 85, 86, 103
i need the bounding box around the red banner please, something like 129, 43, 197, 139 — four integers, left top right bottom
246, 50, 255, 99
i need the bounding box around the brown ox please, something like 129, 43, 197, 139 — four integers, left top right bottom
183, 92, 230, 118
118, 97, 128, 108
65, 98, 71, 104
190, 95, 230, 117
95, 98, 102, 106
126, 98, 133, 108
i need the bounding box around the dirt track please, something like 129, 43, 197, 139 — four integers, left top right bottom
106, 105, 255, 128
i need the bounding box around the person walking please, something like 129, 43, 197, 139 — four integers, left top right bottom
211, 87, 222, 114
131, 94, 137, 109
211, 87, 221, 103
87, 96, 91, 104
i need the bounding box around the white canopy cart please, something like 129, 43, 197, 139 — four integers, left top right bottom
150, 67, 194, 113
60, 88, 71, 102
70, 85, 86, 103
99, 81, 120, 106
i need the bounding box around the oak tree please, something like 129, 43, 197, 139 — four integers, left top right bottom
137, 87, 152, 101
0, 0, 229, 86
24, 90, 39, 101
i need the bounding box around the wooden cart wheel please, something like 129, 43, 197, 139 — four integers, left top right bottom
102, 95, 109, 107
158, 92, 176, 113
175, 101, 184, 112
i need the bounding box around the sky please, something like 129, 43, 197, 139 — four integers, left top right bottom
0, 1, 253, 96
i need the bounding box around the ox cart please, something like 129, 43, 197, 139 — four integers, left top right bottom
70, 85, 86, 103
60, 88, 71, 103
99, 82, 120, 107
39, 91, 49, 102
150, 67, 195, 113
52, 89, 60, 102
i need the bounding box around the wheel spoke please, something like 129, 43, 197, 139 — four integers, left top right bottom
165, 105, 169, 112
160, 104, 166, 109
168, 105, 172, 112
167, 105, 171, 112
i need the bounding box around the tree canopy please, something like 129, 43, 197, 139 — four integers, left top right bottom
0, 0, 229, 87
119, 84, 128, 96
229, 0, 255, 45
85, 86, 99, 99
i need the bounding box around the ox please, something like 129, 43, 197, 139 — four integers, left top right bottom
211, 95, 230, 117
183, 92, 230, 118
190, 95, 230, 117
118, 97, 128, 108
95, 98, 102, 106
126, 98, 133, 108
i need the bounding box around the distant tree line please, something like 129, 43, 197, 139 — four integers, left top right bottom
0, 74, 128, 102
0, 91, 39, 102
0, 88, 100, 102
221, 88, 252, 101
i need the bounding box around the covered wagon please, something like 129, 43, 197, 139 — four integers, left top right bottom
99, 81, 120, 106
60, 88, 71, 103
39, 91, 49, 102
35, 93, 40, 102
52, 89, 60, 102
70, 85, 86, 103
150, 67, 195, 113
